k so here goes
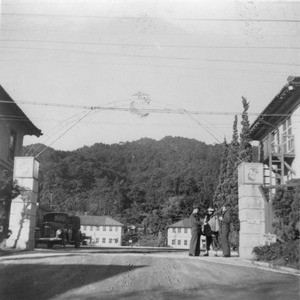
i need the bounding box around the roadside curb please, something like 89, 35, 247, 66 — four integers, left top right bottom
241, 259, 300, 276
0, 247, 26, 257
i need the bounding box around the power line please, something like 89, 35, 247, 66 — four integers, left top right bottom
35, 109, 94, 157
2, 13, 300, 23
2, 38, 299, 50
0, 58, 290, 78
1, 101, 298, 117
205, 58, 300, 67
1, 45, 298, 67
2, 28, 298, 38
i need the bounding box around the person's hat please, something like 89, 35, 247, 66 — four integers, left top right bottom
207, 207, 215, 212
193, 203, 200, 209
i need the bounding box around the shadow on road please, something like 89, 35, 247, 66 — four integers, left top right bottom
0, 263, 146, 300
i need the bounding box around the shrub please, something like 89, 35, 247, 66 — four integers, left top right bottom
253, 240, 299, 268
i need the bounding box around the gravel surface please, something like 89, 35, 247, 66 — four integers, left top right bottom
0, 248, 299, 300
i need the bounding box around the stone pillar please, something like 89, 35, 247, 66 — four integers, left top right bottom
6, 157, 39, 250
238, 162, 266, 259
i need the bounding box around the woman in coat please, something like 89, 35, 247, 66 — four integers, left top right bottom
203, 206, 220, 256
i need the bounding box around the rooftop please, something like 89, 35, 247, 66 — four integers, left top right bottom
80, 215, 124, 227
0, 85, 42, 137
168, 217, 204, 228
250, 76, 300, 140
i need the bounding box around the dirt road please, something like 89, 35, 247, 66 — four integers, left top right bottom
0, 248, 299, 300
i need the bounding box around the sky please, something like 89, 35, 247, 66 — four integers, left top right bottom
0, 0, 299, 152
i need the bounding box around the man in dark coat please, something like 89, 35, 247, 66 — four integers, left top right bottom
189, 204, 202, 256
220, 202, 231, 257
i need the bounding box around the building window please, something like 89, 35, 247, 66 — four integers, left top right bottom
96, 238, 99, 243
8, 130, 17, 161
172, 239, 175, 245
172, 228, 176, 233
109, 238, 112, 244
115, 226, 118, 231
184, 240, 187, 246
102, 238, 106, 243
83, 226, 87, 230
115, 238, 119, 243
90, 226, 93, 231
178, 240, 181, 245
184, 228, 187, 233
96, 226, 99, 231
103, 226, 106, 231
109, 226, 112, 231
178, 228, 181, 233
282, 117, 293, 153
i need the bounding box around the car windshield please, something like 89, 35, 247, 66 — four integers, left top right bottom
44, 214, 68, 223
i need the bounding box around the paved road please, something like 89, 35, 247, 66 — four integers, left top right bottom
0, 248, 299, 300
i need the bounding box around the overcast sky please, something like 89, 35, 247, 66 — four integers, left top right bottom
1, 0, 299, 152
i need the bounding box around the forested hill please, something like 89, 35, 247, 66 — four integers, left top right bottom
23, 137, 223, 233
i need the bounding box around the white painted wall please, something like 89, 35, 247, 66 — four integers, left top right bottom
167, 227, 206, 250
81, 225, 123, 247
291, 105, 300, 177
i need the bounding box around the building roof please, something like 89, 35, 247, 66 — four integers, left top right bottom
80, 215, 124, 226
0, 85, 42, 137
168, 217, 204, 228
250, 76, 300, 141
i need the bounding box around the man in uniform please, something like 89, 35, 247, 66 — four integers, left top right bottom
219, 202, 231, 257
189, 203, 202, 257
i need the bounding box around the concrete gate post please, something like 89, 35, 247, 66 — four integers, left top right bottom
238, 162, 267, 259
6, 157, 39, 250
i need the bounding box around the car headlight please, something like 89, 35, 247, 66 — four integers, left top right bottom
56, 229, 62, 237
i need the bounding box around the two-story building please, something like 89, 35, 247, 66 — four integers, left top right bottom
250, 76, 300, 233
167, 218, 206, 250
0, 85, 42, 243
80, 215, 124, 247
250, 76, 300, 188
0, 85, 42, 174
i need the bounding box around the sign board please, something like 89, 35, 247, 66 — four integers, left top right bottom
14, 157, 39, 180
246, 219, 261, 225
238, 163, 263, 186
263, 233, 277, 245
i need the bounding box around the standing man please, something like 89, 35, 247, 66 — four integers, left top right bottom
219, 202, 231, 257
189, 203, 202, 257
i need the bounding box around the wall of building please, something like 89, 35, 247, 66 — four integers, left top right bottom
291, 105, 300, 177
167, 227, 206, 250
0, 120, 24, 174
81, 224, 123, 247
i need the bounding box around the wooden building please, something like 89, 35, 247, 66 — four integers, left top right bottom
250, 76, 300, 189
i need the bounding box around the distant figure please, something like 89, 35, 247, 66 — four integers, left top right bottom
219, 202, 231, 257
189, 204, 202, 257
203, 206, 220, 256
157, 230, 164, 247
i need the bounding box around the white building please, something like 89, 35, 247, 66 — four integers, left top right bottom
80, 215, 124, 247
167, 218, 206, 250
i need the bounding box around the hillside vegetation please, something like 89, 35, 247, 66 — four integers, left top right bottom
24, 137, 223, 233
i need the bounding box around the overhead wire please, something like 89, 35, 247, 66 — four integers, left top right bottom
26, 109, 89, 156
2, 38, 299, 50
35, 108, 94, 157
2, 12, 300, 23
1, 45, 298, 67
0, 99, 297, 117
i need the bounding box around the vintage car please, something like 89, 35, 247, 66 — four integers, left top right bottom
35, 212, 81, 248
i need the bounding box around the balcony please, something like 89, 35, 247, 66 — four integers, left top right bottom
261, 134, 295, 162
